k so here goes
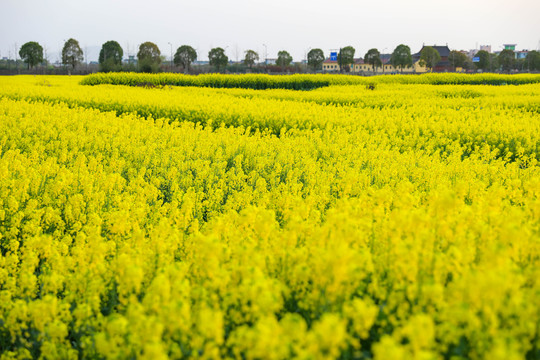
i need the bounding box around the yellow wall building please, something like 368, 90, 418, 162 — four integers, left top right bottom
322, 59, 350, 72
324, 57, 428, 74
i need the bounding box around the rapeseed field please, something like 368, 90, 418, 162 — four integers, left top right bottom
0, 74, 539, 359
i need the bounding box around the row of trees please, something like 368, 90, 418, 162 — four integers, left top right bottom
469, 49, 540, 72
15, 38, 301, 73
17, 39, 83, 70
330, 44, 540, 73
16, 39, 540, 73
334, 45, 416, 72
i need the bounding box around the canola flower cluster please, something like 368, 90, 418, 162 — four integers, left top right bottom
80, 72, 540, 89
0, 74, 539, 359
80, 73, 333, 90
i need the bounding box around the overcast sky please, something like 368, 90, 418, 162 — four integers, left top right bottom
1, 0, 539, 63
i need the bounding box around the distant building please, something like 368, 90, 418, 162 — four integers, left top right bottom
322, 58, 341, 71
263, 58, 276, 65
352, 58, 366, 72
468, 45, 492, 59
353, 55, 401, 73
323, 56, 423, 73
499, 44, 529, 59
123, 55, 137, 65
322, 57, 364, 72
516, 50, 529, 59
412, 45, 452, 72
480, 45, 492, 53
322, 45, 466, 73
465, 50, 476, 59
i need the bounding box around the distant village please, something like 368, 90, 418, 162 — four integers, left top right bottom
320, 44, 532, 74
1, 40, 539, 75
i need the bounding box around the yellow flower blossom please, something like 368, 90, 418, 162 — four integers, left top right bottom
0, 74, 539, 359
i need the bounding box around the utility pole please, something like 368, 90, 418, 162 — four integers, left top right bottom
263, 44, 267, 72
305, 47, 311, 73
338, 47, 342, 73
382, 47, 388, 74
234, 44, 240, 63
43, 46, 48, 74
168, 42, 173, 72
14, 43, 18, 73
61, 40, 66, 70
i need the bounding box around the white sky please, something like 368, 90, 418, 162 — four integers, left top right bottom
1, 0, 539, 63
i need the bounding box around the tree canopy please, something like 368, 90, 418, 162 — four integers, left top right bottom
419, 46, 441, 71
137, 42, 161, 73
448, 50, 469, 69
390, 44, 412, 72
498, 49, 515, 72
99, 41, 123, 72
19, 41, 43, 69
62, 38, 83, 70
337, 46, 355, 72
137, 42, 161, 63
174, 45, 197, 73
244, 50, 259, 69
364, 48, 382, 71
208, 47, 228, 71
307, 49, 324, 71
474, 50, 491, 71
527, 51, 540, 71
276, 50, 293, 69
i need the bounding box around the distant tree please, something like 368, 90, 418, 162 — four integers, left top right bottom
462, 57, 474, 71
244, 50, 259, 69
62, 38, 83, 70
448, 50, 469, 69
19, 41, 43, 69
99, 41, 123, 72
516, 58, 527, 72
419, 46, 441, 72
390, 44, 412, 73
527, 50, 540, 71
498, 49, 515, 72
365, 48, 382, 72
337, 46, 355, 73
174, 45, 197, 73
474, 50, 491, 71
488, 53, 499, 72
307, 48, 324, 71
208, 47, 228, 72
276, 50, 293, 71
137, 42, 161, 73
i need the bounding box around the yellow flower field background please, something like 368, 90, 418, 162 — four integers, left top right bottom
0, 74, 539, 359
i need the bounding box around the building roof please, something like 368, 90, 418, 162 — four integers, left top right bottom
323, 57, 365, 64
380, 54, 392, 64
413, 45, 451, 58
